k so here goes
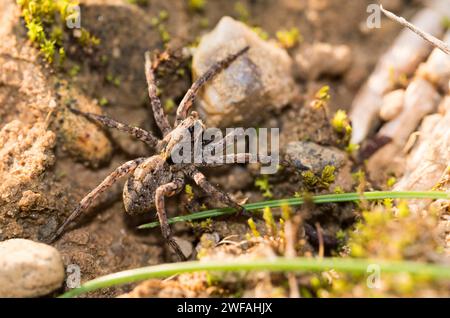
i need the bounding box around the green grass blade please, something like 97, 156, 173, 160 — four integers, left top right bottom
60, 257, 450, 298
138, 191, 449, 229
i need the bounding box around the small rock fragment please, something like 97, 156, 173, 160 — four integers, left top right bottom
57, 87, 113, 168
378, 78, 440, 145
0, 239, 65, 297
172, 237, 194, 259
295, 42, 352, 80
379, 89, 405, 121
193, 16, 296, 127
284, 141, 347, 174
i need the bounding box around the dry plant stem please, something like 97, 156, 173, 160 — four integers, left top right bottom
380, 5, 450, 55
284, 216, 300, 298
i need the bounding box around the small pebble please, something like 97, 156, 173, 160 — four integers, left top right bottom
0, 239, 65, 297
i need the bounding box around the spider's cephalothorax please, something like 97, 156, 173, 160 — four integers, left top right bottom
50, 47, 253, 260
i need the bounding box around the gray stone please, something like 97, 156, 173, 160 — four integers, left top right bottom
192, 16, 296, 127
0, 239, 64, 297
284, 141, 347, 174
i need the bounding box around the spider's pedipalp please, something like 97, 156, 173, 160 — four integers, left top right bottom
155, 177, 186, 260
69, 107, 160, 148
48, 158, 146, 243
174, 46, 250, 126
144, 51, 172, 136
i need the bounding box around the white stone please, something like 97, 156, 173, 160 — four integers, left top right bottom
0, 239, 65, 297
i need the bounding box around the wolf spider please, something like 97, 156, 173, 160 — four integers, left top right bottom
49, 47, 257, 260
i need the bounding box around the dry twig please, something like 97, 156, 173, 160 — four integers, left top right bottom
380, 5, 450, 55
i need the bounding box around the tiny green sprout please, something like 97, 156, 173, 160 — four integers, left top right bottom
58, 47, 66, 65
252, 26, 269, 41
345, 142, 359, 155
281, 204, 292, 221
320, 165, 336, 188
386, 176, 397, 188
26, 20, 45, 43
333, 186, 344, 194
276, 27, 302, 49
106, 74, 121, 87
158, 25, 171, 44
263, 207, 277, 236
151, 17, 160, 27
255, 175, 273, 198
441, 16, 450, 30
234, 2, 249, 22
331, 110, 351, 134
126, 0, 149, 6
247, 218, 260, 237
188, 0, 207, 12
384, 198, 393, 213
77, 28, 101, 47
99, 97, 109, 107
199, 17, 210, 29
185, 184, 194, 201
397, 200, 410, 218
158, 10, 169, 21
332, 110, 353, 146
164, 98, 176, 113
40, 38, 56, 63
301, 170, 318, 189
311, 85, 331, 109
68, 64, 80, 77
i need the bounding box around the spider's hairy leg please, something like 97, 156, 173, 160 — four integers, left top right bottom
174, 46, 250, 126
204, 129, 245, 154
185, 167, 246, 215
144, 51, 172, 136
48, 158, 146, 243
69, 107, 159, 148
195, 153, 272, 167
155, 177, 186, 260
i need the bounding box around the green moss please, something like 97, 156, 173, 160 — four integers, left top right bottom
234, 2, 249, 22
68, 64, 80, 77
106, 74, 121, 87
188, 0, 207, 12
151, 11, 171, 45
185, 184, 194, 201
164, 98, 176, 113
310, 85, 330, 109
17, 0, 99, 65
247, 218, 260, 237
126, 0, 149, 6
301, 165, 336, 191
263, 207, 277, 236
331, 110, 352, 145
99, 97, 109, 107
441, 16, 450, 30
252, 26, 269, 40
255, 175, 273, 198
276, 27, 302, 49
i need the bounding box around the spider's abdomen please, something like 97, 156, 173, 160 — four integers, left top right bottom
123, 155, 172, 215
